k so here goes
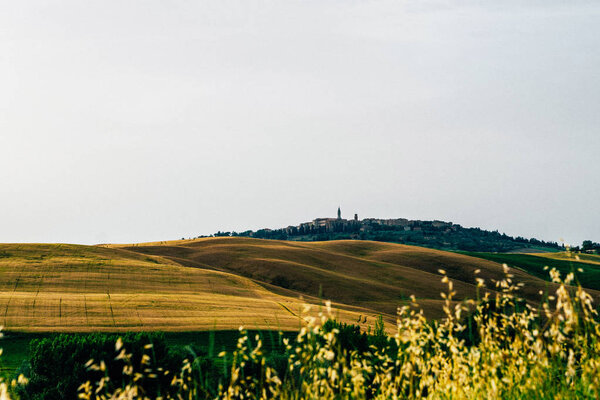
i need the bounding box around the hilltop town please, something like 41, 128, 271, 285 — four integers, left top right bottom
209, 208, 563, 253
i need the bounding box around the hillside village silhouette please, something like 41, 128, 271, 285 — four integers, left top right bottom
205, 207, 562, 253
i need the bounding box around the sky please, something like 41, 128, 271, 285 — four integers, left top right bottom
1, 0, 598, 246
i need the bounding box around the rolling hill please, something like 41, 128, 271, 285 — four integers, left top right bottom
1, 238, 597, 334
0, 243, 370, 332
114, 238, 599, 318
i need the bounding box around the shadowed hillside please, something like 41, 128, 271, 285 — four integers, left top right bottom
114, 238, 596, 319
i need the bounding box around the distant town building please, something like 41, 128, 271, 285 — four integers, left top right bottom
277, 207, 461, 238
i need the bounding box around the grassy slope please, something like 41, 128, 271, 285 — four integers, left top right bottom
534, 252, 600, 266
2, 239, 597, 335
460, 251, 600, 290
0, 243, 370, 333
115, 238, 593, 318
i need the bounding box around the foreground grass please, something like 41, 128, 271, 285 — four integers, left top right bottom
2, 265, 598, 399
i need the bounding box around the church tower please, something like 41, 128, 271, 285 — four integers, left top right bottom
337, 206, 341, 220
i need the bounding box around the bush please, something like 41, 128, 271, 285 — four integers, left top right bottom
16, 332, 189, 400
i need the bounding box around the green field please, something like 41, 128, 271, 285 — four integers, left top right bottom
0, 330, 296, 381
0, 333, 44, 379
460, 252, 600, 290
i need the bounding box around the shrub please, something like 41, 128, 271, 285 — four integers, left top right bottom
16, 332, 188, 400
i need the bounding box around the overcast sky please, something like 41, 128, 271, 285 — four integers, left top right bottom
1, 0, 598, 246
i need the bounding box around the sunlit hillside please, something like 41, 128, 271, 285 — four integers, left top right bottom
2, 239, 598, 333
534, 251, 600, 265
0, 243, 372, 332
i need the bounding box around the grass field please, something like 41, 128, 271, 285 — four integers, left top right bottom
1, 239, 598, 336
0, 243, 374, 333
111, 238, 597, 317
0, 333, 44, 379
534, 251, 600, 265
461, 251, 600, 290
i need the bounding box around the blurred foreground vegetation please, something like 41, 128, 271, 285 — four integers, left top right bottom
1, 264, 599, 399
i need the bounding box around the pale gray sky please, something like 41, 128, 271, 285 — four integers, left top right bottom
1, 1, 598, 246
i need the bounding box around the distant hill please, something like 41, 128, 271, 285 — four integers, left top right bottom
203, 213, 563, 253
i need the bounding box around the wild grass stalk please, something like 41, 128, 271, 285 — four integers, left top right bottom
3, 265, 600, 399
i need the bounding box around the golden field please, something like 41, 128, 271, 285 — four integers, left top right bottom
0, 242, 378, 332
534, 251, 600, 265
1, 238, 596, 332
